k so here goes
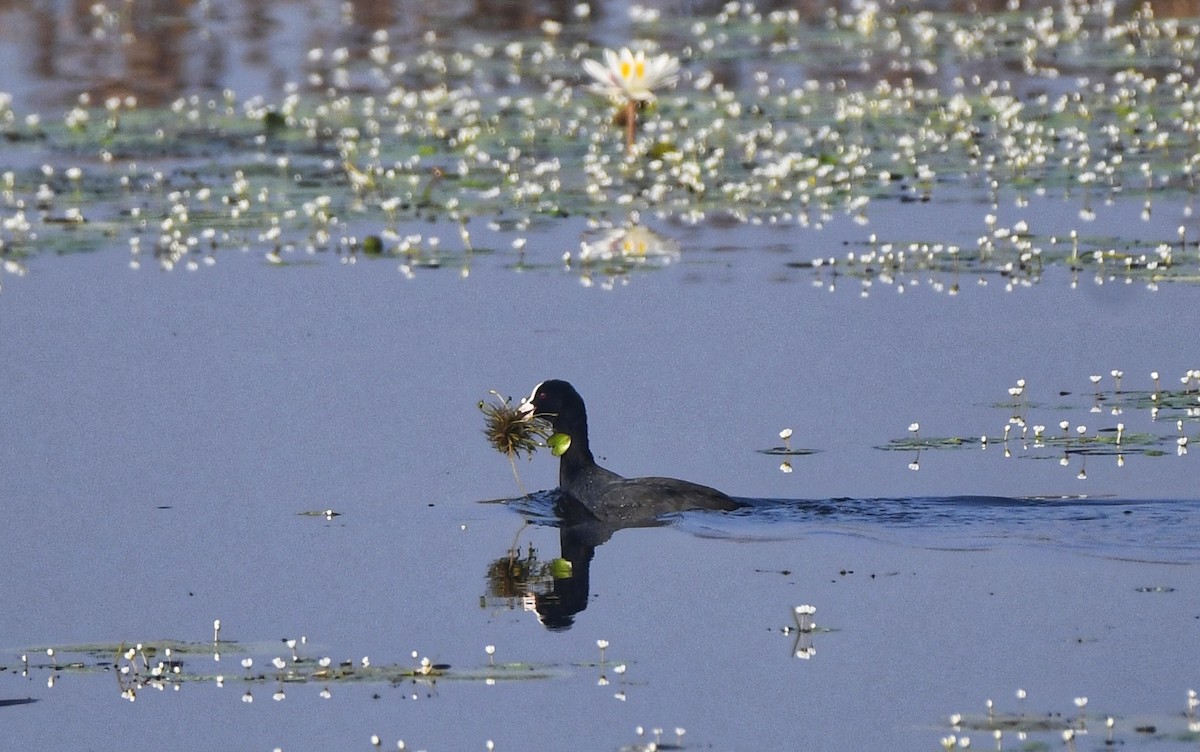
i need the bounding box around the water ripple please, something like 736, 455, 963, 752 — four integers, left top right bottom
498, 491, 1200, 561
685, 495, 1200, 562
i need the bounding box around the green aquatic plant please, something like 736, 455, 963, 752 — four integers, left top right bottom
547, 432, 571, 457
757, 427, 819, 459
479, 390, 553, 490
23, 637, 562, 702
480, 390, 550, 460
7, 0, 1200, 299
876, 368, 1199, 475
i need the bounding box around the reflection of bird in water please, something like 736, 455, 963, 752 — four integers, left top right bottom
518, 380, 743, 524
534, 492, 670, 632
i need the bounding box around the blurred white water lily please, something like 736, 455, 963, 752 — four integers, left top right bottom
582, 47, 680, 102
582, 47, 680, 153
578, 221, 680, 265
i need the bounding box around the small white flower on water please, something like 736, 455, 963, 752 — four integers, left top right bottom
1106, 716, 1114, 728
485, 645, 496, 656
362, 656, 371, 667
596, 639, 609, 650
582, 47, 680, 102
1017, 688, 1027, 700
1090, 375, 1102, 384
319, 656, 331, 667
272, 657, 285, 670
371, 735, 381, 747
780, 461, 793, 473
614, 664, 626, 674
1151, 371, 1160, 380
1074, 696, 1088, 708
241, 658, 253, 669
950, 713, 962, 726
779, 428, 793, 440
1060, 420, 1070, 431
1062, 729, 1075, 742
908, 422, 920, 432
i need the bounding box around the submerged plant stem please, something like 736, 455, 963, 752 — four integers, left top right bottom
625, 100, 636, 154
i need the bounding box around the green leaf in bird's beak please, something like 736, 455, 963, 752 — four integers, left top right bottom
548, 433, 571, 457
549, 557, 573, 579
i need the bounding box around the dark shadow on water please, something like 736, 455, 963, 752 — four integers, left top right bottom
487, 491, 1200, 629
0, 698, 38, 708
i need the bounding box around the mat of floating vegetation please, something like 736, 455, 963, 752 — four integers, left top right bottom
4, 2, 1200, 288
17, 640, 567, 686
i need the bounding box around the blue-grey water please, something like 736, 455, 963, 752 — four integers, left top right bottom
2, 224, 1198, 751
3, 1, 1200, 750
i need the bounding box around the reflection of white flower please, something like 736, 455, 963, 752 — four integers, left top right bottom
582, 47, 680, 102
579, 222, 680, 264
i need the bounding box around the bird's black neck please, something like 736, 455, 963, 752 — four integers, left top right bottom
553, 408, 597, 483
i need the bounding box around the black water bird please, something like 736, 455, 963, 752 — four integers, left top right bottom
518, 379, 743, 524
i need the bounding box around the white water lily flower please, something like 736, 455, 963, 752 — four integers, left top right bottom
582, 47, 680, 102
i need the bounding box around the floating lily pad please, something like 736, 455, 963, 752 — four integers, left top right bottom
876, 437, 979, 451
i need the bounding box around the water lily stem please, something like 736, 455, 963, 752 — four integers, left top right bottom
625, 99, 636, 154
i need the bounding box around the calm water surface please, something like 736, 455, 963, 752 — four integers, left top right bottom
3, 1, 1200, 750
2, 228, 1198, 751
